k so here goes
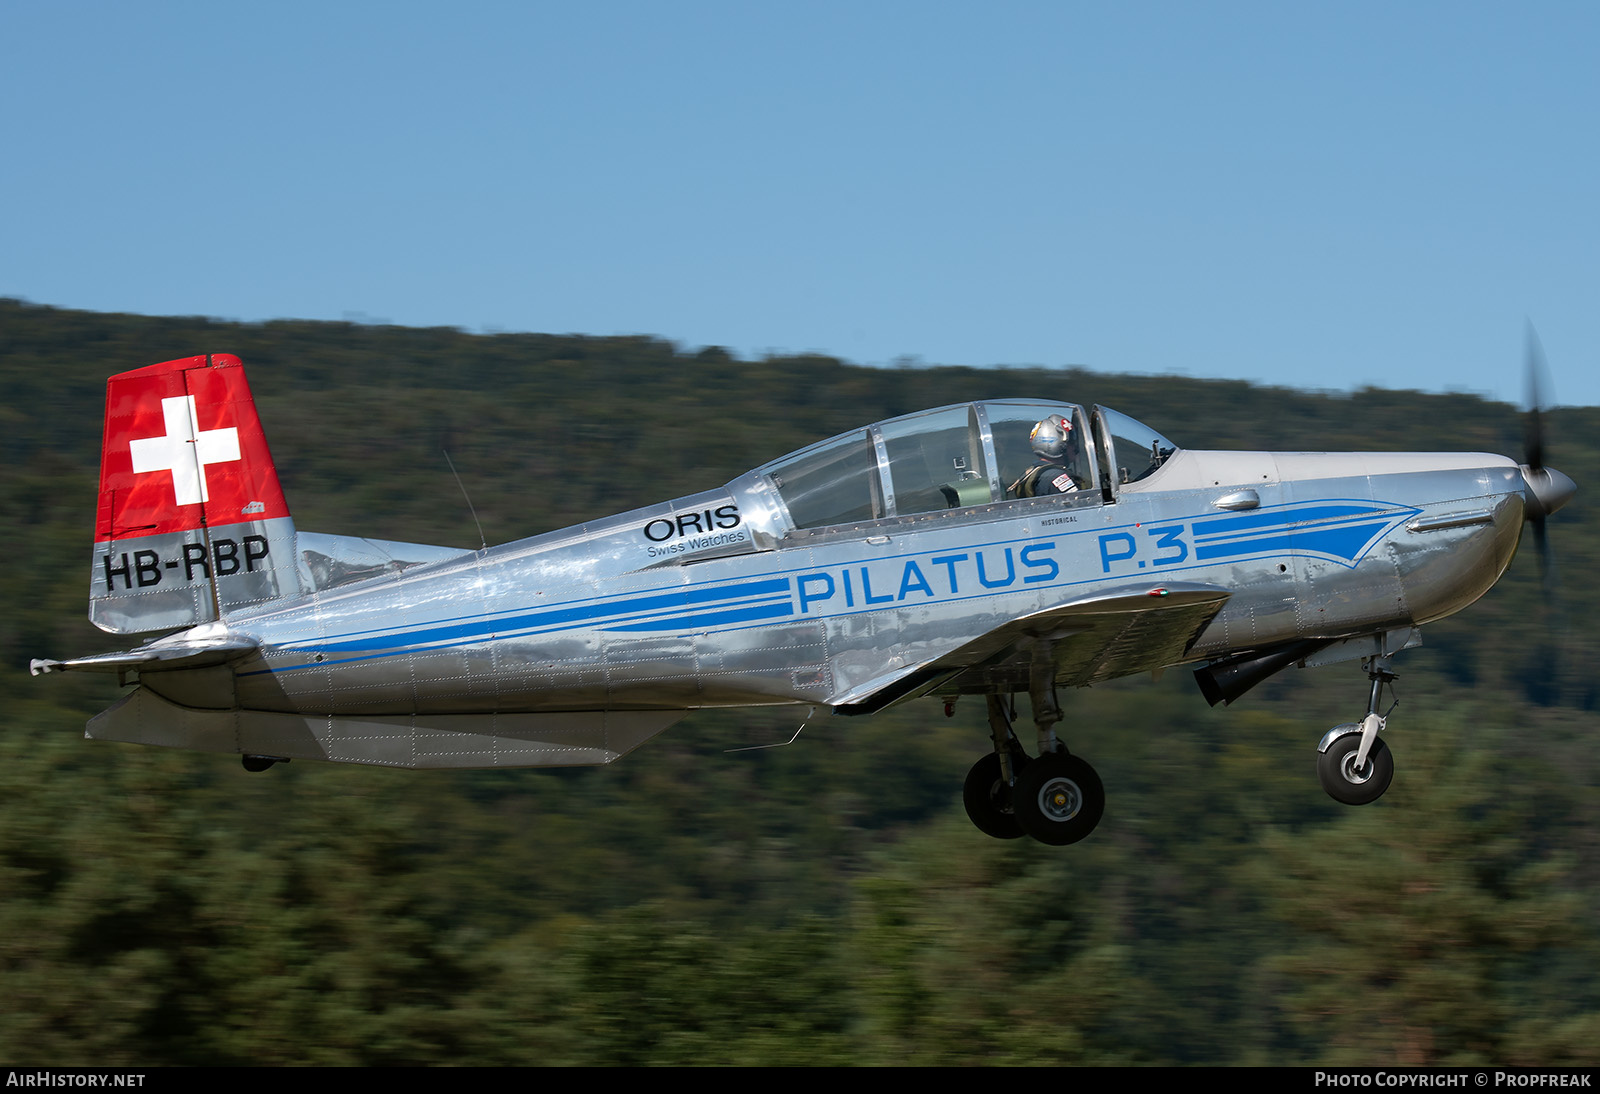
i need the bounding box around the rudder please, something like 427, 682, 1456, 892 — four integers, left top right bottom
91, 354, 300, 633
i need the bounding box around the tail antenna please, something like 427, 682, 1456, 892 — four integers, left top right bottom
442, 450, 488, 552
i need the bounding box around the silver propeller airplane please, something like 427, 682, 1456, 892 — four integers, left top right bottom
33, 352, 1576, 845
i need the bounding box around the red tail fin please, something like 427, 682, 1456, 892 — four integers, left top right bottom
92, 355, 300, 633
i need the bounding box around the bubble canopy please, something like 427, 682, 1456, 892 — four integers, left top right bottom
733, 400, 1179, 535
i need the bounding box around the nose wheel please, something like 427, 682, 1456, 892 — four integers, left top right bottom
1317, 655, 1400, 806
1317, 730, 1393, 805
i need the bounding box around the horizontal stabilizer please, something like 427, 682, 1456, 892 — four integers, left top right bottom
31, 623, 258, 676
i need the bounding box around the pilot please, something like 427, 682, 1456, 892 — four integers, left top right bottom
1011, 414, 1087, 497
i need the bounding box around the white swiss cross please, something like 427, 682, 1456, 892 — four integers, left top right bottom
128, 395, 241, 506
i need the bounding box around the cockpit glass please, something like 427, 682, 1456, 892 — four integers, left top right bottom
878, 406, 988, 514
1097, 407, 1179, 485
983, 401, 1094, 498
756, 399, 1101, 533
762, 429, 882, 529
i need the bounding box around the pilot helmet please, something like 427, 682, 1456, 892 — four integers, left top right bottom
1029, 414, 1075, 460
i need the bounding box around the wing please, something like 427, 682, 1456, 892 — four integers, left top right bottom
831, 581, 1231, 715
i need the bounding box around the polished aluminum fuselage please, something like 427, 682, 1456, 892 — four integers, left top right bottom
209, 449, 1523, 721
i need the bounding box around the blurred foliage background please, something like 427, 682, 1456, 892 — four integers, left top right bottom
2, 298, 1597, 1065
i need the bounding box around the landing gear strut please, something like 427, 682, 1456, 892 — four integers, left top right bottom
962, 642, 1107, 845
1317, 656, 1397, 805
961, 695, 1029, 839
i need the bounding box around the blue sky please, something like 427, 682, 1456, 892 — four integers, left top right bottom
4, 2, 1597, 406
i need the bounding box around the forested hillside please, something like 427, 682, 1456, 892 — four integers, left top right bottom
3, 297, 1597, 1065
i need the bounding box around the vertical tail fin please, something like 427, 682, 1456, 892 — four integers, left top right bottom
91, 354, 301, 634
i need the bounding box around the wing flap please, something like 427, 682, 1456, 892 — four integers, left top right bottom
832, 582, 1230, 714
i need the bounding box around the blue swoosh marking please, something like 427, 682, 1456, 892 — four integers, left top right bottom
1191, 501, 1416, 566
1191, 503, 1384, 538
1195, 521, 1394, 562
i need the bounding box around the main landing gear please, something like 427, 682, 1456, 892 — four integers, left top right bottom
960, 646, 1107, 846
1316, 655, 1398, 806
960, 647, 1405, 841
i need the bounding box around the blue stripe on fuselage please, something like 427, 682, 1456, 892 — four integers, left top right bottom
301, 577, 792, 653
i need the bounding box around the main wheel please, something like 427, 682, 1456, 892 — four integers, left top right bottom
1013, 752, 1104, 846
1317, 734, 1394, 805
963, 753, 1027, 839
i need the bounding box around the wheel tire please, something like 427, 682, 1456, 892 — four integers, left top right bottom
963, 753, 1026, 839
1014, 752, 1105, 846
1317, 734, 1394, 805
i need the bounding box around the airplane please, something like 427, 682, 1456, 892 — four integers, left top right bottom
32, 351, 1576, 846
